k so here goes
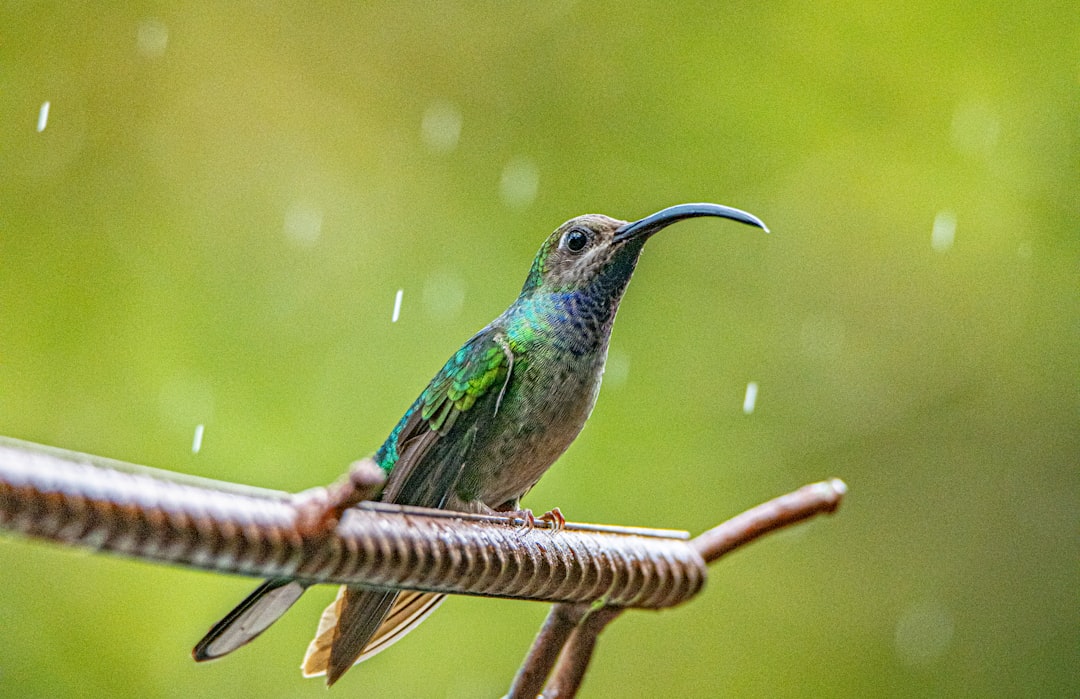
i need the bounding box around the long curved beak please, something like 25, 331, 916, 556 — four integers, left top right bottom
613, 202, 769, 243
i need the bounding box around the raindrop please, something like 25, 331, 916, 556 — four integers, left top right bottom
192, 424, 205, 454
36, 101, 50, 132
392, 288, 404, 323
742, 381, 759, 414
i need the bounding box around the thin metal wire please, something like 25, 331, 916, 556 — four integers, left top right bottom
0, 437, 706, 609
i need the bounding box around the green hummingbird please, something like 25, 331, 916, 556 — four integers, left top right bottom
192, 202, 767, 685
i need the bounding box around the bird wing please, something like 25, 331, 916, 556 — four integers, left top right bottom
192, 578, 309, 661
381, 327, 514, 507
305, 328, 514, 684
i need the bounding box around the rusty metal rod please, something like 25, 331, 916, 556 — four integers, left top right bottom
0, 437, 706, 609
519, 478, 849, 699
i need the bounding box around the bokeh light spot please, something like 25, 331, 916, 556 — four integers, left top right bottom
136, 19, 169, 58
500, 157, 539, 210
421, 100, 463, 154
283, 200, 323, 247
894, 598, 955, 667
422, 272, 466, 320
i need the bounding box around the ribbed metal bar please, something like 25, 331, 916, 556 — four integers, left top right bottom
0, 438, 706, 609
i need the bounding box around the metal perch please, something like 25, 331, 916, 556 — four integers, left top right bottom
0, 435, 845, 697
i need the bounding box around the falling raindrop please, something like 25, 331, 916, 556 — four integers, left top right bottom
36, 101, 50, 132
192, 424, 205, 454
392, 289, 404, 323
743, 381, 759, 414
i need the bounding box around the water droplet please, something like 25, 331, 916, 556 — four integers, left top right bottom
391, 288, 404, 323
742, 381, 759, 414
421, 100, 463, 154
36, 101, 50, 132
500, 157, 539, 210
192, 424, 205, 454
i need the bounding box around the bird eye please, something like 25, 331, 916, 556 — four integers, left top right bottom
562, 228, 589, 253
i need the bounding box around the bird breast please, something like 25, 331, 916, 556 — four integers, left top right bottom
471, 342, 607, 509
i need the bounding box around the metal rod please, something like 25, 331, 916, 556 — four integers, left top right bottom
0, 437, 705, 609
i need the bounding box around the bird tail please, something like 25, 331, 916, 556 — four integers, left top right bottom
302, 585, 446, 684
192, 578, 310, 661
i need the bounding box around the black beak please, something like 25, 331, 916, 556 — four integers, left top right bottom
613, 202, 769, 243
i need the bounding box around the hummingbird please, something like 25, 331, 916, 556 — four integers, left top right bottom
192, 202, 767, 685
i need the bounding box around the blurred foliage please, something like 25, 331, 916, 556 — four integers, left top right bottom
1, 2, 1077, 698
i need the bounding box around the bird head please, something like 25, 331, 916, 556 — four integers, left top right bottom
519, 203, 768, 298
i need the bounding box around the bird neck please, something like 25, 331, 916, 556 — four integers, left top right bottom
507, 246, 644, 357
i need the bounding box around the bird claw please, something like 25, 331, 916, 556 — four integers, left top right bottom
538, 507, 565, 531
507, 506, 565, 532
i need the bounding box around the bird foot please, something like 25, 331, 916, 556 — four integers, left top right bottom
510, 506, 565, 532
537, 507, 566, 531
470, 501, 566, 532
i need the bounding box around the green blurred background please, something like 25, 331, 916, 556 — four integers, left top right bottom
1, 3, 1076, 697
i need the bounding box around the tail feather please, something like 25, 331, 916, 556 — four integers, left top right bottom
360, 589, 446, 660
193, 578, 309, 661
301, 585, 349, 678
302, 585, 446, 683
326, 586, 398, 685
